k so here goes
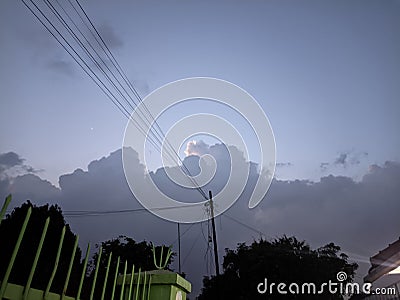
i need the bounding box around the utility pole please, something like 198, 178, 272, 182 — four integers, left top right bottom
209, 190, 220, 276
177, 223, 181, 274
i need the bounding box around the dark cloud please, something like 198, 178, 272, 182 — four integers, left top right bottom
328, 150, 369, 169
334, 152, 348, 166
1, 148, 399, 296
0, 152, 39, 174
0, 152, 24, 170
15, 2, 124, 77
0, 173, 59, 208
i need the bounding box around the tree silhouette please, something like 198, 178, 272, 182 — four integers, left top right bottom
84, 235, 174, 299
0, 200, 82, 295
198, 236, 358, 300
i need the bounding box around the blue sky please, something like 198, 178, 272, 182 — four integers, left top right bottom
1, 0, 399, 185
1, 0, 400, 295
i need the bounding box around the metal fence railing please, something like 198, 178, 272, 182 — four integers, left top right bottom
0, 194, 153, 300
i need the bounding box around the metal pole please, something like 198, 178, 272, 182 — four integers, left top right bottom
90, 246, 102, 300
45, 226, 66, 299
63, 234, 79, 296
100, 252, 112, 300
0, 207, 32, 298
24, 217, 50, 300
178, 223, 181, 274
77, 243, 91, 300
0, 194, 12, 226
209, 191, 220, 276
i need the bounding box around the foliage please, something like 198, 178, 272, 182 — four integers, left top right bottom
198, 235, 358, 300
84, 235, 174, 299
0, 200, 82, 295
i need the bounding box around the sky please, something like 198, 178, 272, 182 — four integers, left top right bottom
1, 0, 400, 297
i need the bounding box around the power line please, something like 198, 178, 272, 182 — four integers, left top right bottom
222, 213, 267, 238
70, 0, 209, 200
25, 0, 179, 171
41, 0, 168, 152
170, 222, 196, 246
181, 228, 202, 269
22, 0, 209, 201
2, 204, 207, 217
21, 0, 132, 120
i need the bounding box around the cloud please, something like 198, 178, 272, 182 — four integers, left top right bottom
0, 152, 24, 171
320, 150, 369, 173
334, 152, 348, 166
184, 140, 210, 156
1, 148, 399, 296
16, 6, 124, 77
333, 150, 369, 168
0, 152, 39, 175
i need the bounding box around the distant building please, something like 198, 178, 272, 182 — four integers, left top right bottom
362, 237, 400, 299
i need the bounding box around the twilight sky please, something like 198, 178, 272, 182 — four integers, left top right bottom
1, 0, 400, 296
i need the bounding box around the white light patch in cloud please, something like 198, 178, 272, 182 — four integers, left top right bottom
184, 140, 210, 157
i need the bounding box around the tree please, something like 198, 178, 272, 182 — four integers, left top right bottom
84, 235, 174, 299
0, 200, 82, 295
198, 236, 358, 300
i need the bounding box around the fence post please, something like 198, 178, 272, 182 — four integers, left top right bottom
147, 274, 152, 300
101, 252, 112, 300
141, 271, 147, 300
120, 260, 127, 300
127, 264, 135, 300
45, 225, 66, 299
111, 256, 120, 300
134, 268, 141, 300
0, 194, 12, 226
77, 243, 91, 300
24, 216, 50, 300
62, 234, 79, 298
89, 246, 102, 300
0, 206, 32, 298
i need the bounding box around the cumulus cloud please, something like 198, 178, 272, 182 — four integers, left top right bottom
1, 147, 399, 295
184, 140, 210, 156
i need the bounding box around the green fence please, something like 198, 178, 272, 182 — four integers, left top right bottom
0, 195, 191, 300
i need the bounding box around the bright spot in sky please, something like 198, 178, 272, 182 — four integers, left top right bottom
184, 140, 209, 157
